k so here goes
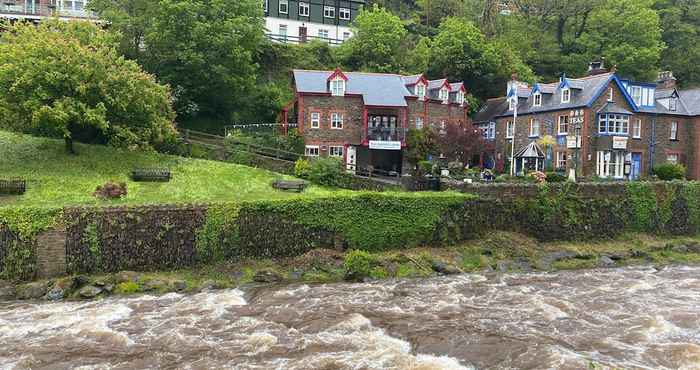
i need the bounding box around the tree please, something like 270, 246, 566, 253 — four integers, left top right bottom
89, 0, 264, 121
655, 0, 700, 87
438, 123, 489, 165
405, 127, 440, 173
336, 4, 408, 72
0, 21, 177, 154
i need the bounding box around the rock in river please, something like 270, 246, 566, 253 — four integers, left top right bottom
253, 270, 283, 283
79, 285, 103, 298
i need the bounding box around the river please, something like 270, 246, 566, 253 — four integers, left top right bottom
1, 265, 699, 370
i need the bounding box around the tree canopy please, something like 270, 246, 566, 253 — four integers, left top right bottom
0, 20, 177, 153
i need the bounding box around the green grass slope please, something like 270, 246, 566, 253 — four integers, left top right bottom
0, 131, 340, 207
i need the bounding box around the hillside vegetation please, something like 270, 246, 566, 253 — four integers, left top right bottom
0, 131, 340, 207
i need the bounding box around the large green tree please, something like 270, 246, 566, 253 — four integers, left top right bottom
90, 0, 264, 122
0, 21, 177, 154
655, 0, 700, 87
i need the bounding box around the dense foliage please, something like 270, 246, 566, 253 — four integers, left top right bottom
0, 21, 177, 153
653, 163, 687, 180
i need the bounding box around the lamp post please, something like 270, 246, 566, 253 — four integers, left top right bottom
509, 92, 517, 177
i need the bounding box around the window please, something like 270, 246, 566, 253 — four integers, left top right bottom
598, 114, 630, 135
263, 0, 267, 12
633, 119, 642, 138
597, 151, 625, 178
329, 146, 344, 157
343, 32, 351, 40
480, 122, 496, 140
318, 29, 329, 39
508, 98, 516, 111
324, 6, 335, 18
630, 86, 642, 106
415, 117, 423, 130
330, 77, 345, 96
331, 113, 344, 129
608, 87, 614, 102
416, 83, 426, 100
669, 98, 678, 111
561, 88, 571, 103
506, 121, 514, 138
279, 24, 287, 38
298, 2, 309, 16
305, 145, 319, 157
61, 0, 85, 11
310, 112, 320, 129
457, 91, 465, 105
339, 7, 350, 20
533, 92, 542, 107
667, 153, 679, 165
529, 119, 540, 137
439, 87, 449, 103
670, 121, 678, 140
556, 152, 568, 170
279, 0, 288, 14
558, 115, 569, 135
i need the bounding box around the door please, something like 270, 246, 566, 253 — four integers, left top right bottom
346, 146, 356, 174
299, 27, 307, 43
631, 152, 642, 180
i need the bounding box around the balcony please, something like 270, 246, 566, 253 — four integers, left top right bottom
364, 127, 405, 150
265, 33, 346, 46
0, 1, 97, 19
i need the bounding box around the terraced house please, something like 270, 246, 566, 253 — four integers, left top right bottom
474, 62, 700, 180
264, 0, 364, 45
285, 68, 469, 175
0, 0, 95, 21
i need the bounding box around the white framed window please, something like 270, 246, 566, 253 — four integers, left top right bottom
558, 115, 569, 135
529, 119, 540, 137
310, 112, 320, 129
561, 88, 571, 103
506, 121, 514, 138
667, 153, 679, 165
298, 2, 309, 16
598, 114, 629, 135
556, 151, 568, 170
457, 91, 465, 105
279, 0, 288, 14
508, 98, 516, 111
480, 122, 496, 140
339, 7, 350, 20
279, 24, 287, 37
305, 145, 319, 157
330, 77, 345, 96
329, 146, 344, 157
415, 117, 423, 130
633, 119, 642, 138
324, 6, 335, 18
597, 151, 625, 178
671, 121, 678, 140
533, 92, 542, 107
608, 87, 614, 102
439, 87, 449, 103
318, 29, 329, 39
630, 86, 642, 106
416, 83, 426, 100
669, 98, 678, 111
263, 0, 268, 12
331, 113, 344, 129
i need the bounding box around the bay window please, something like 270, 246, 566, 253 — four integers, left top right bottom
598, 114, 629, 135
597, 151, 625, 178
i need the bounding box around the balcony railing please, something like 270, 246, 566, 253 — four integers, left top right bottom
0, 1, 97, 19
265, 33, 347, 46
366, 127, 406, 142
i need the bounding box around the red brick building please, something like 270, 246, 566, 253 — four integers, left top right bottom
474, 62, 700, 180
286, 68, 469, 174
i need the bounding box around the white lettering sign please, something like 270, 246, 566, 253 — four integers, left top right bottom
369, 141, 402, 150
612, 136, 628, 150
567, 136, 581, 149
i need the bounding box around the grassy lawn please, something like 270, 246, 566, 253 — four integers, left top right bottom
0, 130, 344, 208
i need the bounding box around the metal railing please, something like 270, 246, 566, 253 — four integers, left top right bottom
265, 33, 347, 46
183, 129, 302, 162
365, 127, 406, 142
0, 1, 97, 18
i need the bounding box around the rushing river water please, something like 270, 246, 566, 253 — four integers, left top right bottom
2, 265, 700, 370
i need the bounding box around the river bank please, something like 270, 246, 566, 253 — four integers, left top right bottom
2, 232, 700, 302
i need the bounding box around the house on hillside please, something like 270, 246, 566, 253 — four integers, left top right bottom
0, 0, 95, 21
283, 68, 469, 175
474, 61, 700, 180
264, 0, 364, 45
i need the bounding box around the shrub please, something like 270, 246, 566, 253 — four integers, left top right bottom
294, 158, 312, 179
545, 172, 568, 183
307, 157, 352, 187
93, 182, 127, 199
115, 281, 141, 295
529, 171, 547, 184
653, 164, 686, 181
343, 249, 377, 278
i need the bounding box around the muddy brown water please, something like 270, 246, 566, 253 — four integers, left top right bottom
1, 265, 700, 369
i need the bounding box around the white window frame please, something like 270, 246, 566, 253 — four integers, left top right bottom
318, 29, 329, 39
506, 121, 514, 139
556, 151, 568, 170
671, 121, 678, 140
416, 83, 426, 100
608, 87, 614, 102
298, 2, 309, 16
561, 88, 571, 104
329, 146, 344, 157
330, 77, 345, 96
598, 114, 630, 135
331, 112, 344, 129
669, 98, 678, 111
508, 98, 516, 111
529, 119, 540, 137
339, 7, 350, 20
597, 151, 625, 179
630, 86, 642, 106
279, 0, 288, 14
667, 153, 679, 165
633, 119, 642, 139
263, 0, 268, 12
310, 112, 320, 129
533, 92, 542, 107
558, 115, 569, 135
415, 117, 423, 130
305, 145, 319, 157
457, 91, 465, 105
324, 6, 335, 18
439, 87, 449, 103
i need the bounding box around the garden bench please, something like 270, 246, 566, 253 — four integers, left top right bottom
0, 178, 26, 195
271, 179, 308, 192
131, 168, 172, 182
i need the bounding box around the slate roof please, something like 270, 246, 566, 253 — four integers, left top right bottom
679, 88, 700, 116
473, 97, 509, 123
428, 79, 448, 91
597, 102, 634, 115
293, 70, 412, 107
402, 74, 423, 86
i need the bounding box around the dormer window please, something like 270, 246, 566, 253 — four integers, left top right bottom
630, 86, 642, 106
669, 97, 677, 111
508, 98, 516, 111
330, 77, 345, 96
561, 88, 571, 103
416, 83, 426, 100
439, 87, 449, 103
608, 88, 614, 102
533, 92, 542, 107
457, 91, 465, 105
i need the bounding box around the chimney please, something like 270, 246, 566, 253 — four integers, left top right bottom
587, 58, 608, 76
657, 71, 677, 89
506, 73, 528, 97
